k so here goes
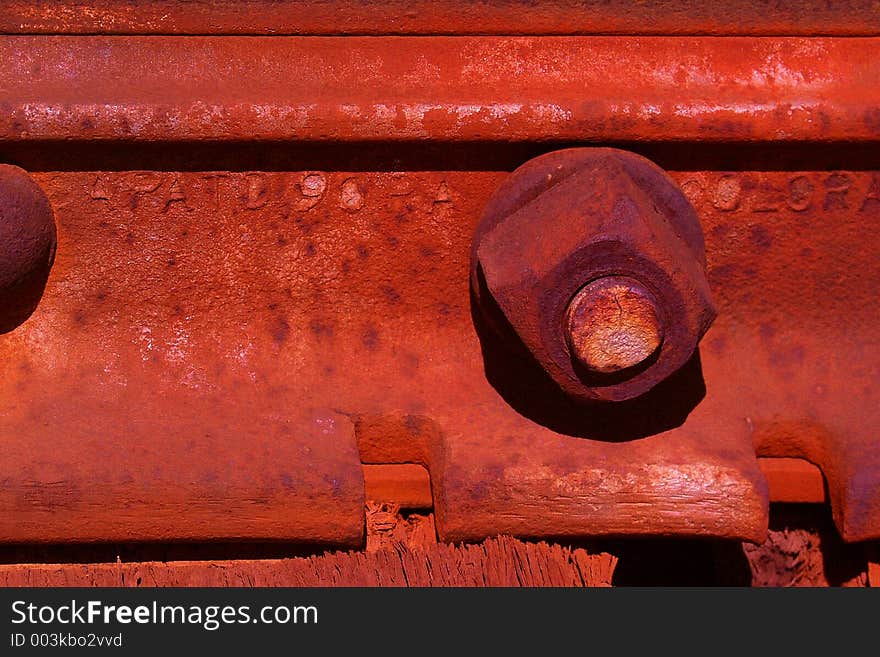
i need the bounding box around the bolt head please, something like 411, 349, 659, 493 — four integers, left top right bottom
0, 164, 56, 333
471, 148, 716, 403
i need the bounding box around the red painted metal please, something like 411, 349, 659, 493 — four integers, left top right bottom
0, 402, 366, 545
0, 166, 770, 544
1, 37, 879, 143
0, 162, 877, 544
364, 464, 433, 509
0, 27, 878, 549
682, 169, 880, 541
2, 1, 878, 36
759, 458, 825, 504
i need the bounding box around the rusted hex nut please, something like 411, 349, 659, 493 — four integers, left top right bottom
0, 164, 56, 333
471, 148, 716, 403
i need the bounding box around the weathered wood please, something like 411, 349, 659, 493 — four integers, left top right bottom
0, 536, 617, 587
743, 506, 868, 587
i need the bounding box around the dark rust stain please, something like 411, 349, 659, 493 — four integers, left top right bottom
382, 286, 401, 304
361, 325, 380, 350
309, 319, 334, 339
270, 316, 290, 345
749, 225, 773, 250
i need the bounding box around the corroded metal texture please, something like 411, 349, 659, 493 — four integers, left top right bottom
0, 167, 768, 544
2, 37, 880, 143
2, 1, 879, 35
471, 148, 715, 403
0, 164, 55, 333
680, 169, 880, 541
0, 398, 366, 545
0, 32, 878, 547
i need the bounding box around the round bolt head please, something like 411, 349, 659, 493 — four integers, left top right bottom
565, 276, 663, 375
0, 164, 56, 333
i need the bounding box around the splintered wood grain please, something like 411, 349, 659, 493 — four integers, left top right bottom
743, 506, 869, 587
0, 536, 617, 587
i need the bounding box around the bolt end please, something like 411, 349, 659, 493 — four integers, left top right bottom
565, 276, 663, 375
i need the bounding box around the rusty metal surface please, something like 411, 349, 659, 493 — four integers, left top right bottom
2, 1, 879, 36
363, 464, 433, 510
0, 29, 878, 547
0, 398, 366, 545
2, 37, 880, 143
679, 169, 880, 541
0, 166, 366, 547
759, 459, 825, 504
365, 460, 826, 510
0, 162, 876, 543
0, 166, 766, 544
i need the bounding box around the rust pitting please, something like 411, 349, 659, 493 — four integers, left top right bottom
0, 146, 875, 548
